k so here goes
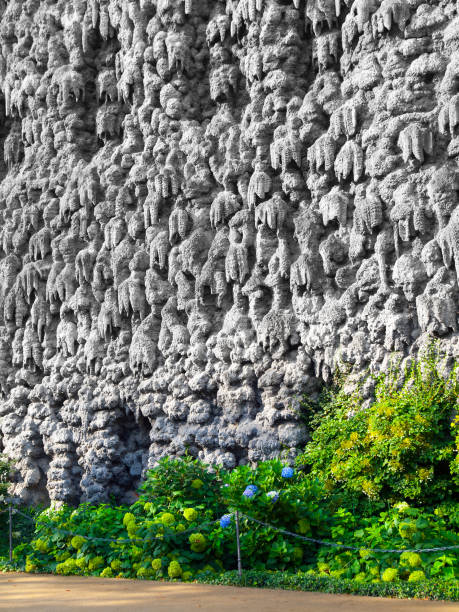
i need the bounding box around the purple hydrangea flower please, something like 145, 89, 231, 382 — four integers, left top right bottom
242, 485, 258, 498
267, 491, 279, 503
281, 467, 294, 479
220, 514, 232, 528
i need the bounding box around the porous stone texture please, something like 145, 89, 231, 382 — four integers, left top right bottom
0, 0, 458, 504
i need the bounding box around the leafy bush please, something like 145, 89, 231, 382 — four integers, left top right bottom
197, 570, 459, 601
2, 355, 459, 598
297, 355, 459, 506
2, 460, 330, 579
3, 458, 459, 586
312, 502, 459, 582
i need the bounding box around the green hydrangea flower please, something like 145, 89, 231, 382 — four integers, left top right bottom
191, 479, 204, 489
56, 552, 71, 563
354, 572, 367, 583
382, 568, 398, 582
183, 508, 198, 522
111, 559, 122, 572
152, 558, 162, 571
75, 558, 87, 570
88, 556, 105, 571
398, 521, 417, 539
100, 567, 113, 578
137, 567, 153, 579
33, 539, 49, 554
56, 559, 79, 575
182, 571, 193, 581
408, 570, 426, 582
176, 523, 186, 532
25, 556, 38, 573
70, 535, 86, 550
160, 512, 175, 526
123, 513, 136, 527
168, 561, 182, 579
131, 546, 143, 560
394, 502, 410, 514
126, 521, 138, 537
189, 533, 207, 552
144, 502, 153, 512
400, 552, 422, 568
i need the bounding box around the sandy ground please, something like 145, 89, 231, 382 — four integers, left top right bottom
1, 574, 459, 612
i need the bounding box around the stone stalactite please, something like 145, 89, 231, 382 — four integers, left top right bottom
0, 0, 458, 504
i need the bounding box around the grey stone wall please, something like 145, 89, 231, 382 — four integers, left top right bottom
0, 0, 458, 504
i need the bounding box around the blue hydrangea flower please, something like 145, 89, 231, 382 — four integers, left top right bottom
281, 467, 294, 479
267, 491, 279, 503
220, 514, 232, 528
242, 485, 258, 498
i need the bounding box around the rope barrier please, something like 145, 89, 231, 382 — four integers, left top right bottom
5, 507, 459, 555
239, 513, 459, 554
12, 508, 221, 544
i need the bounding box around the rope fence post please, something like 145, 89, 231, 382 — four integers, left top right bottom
8, 504, 13, 563
235, 510, 242, 580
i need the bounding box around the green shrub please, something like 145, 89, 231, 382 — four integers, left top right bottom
168, 560, 182, 579
297, 354, 459, 506
2, 357, 459, 594
197, 570, 459, 601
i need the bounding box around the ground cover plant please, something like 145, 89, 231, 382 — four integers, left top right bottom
1, 355, 459, 598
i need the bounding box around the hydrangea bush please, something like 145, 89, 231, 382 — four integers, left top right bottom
3, 355, 459, 587
4, 457, 458, 584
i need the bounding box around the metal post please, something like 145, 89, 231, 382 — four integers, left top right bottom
8, 504, 13, 563
235, 511, 242, 580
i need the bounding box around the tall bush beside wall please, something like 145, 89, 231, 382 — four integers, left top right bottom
297, 355, 459, 506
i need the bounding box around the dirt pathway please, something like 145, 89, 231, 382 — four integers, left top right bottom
1, 573, 458, 612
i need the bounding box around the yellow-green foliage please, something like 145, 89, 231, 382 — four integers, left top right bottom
382, 568, 399, 582
400, 552, 422, 568
168, 561, 182, 578
25, 556, 38, 572
137, 567, 153, 579
88, 556, 104, 571
56, 558, 79, 575
189, 533, 207, 553
70, 536, 86, 550
111, 559, 122, 572
123, 513, 135, 527
183, 508, 198, 522
159, 513, 175, 526
33, 539, 49, 554
298, 352, 459, 504
408, 571, 427, 582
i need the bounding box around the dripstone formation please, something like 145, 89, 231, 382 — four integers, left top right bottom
0, 0, 458, 504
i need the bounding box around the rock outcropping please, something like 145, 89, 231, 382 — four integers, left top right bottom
0, 0, 458, 504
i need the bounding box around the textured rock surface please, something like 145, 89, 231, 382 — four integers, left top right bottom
0, 0, 458, 504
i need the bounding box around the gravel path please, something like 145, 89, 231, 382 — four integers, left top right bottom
1, 574, 458, 611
